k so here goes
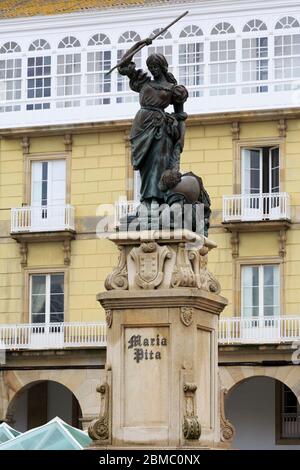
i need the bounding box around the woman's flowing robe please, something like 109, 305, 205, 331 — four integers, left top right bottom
118, 63, 188, 202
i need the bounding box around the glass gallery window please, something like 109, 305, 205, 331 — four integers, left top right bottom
241, 19, 268, 94
209, 22, 236, 96
57, 36, 81, 108
87, 33, 111, 106
274, 16, 300, 91
178, 25, 204, 97
0, 41, 22, 112
27, 39, 51, 111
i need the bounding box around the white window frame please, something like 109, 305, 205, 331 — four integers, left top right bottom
30, 273, 64, 325
0, 41, 22, 113
241, 32, 269, 95
27, 39, 52, 111
178, 25, 204, 97
274, 19, 300, 92
30, 159, 66, 207
86, 33, 112, 106
209, 22, 237, 96
241, 264, 280, 319
56, 36, 82, 108
241, 146, 280, 194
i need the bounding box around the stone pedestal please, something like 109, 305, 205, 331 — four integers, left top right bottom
89, 230, 227, 449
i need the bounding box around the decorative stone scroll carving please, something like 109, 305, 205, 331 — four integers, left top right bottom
180, 307, 193, 327
19, 242, 28, 267
63, 239, 71, 266
131, 241, 171, 289
230, 231, 239, 258
220, 388, 235, 443
104, 231, 221, 295
105, 246, 128, 291
189, 246, 221, 294
88, 382, 110, 444
64, 134, 72, 152
105, 309, 112, 328
182, 382, 201, 440
279, 229, 287, 258
171, 242, 196, 288
21, 136, 30, 155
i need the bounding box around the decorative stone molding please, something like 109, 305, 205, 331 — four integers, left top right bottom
279, 229, 287, 258
21, 136, 30, 154
231, 121, 240, 140
88, 382, 110, 444
278, 119, 287, 138
171, 242, 196, 288
131, 242, 172, 290
105, 309, 112, 328
182, 382, 201, 441
64, 134, 72, 152
19, 242, 28, 267
104, 230, 221, 295
63, 238, 72, 266
224, 221, 291, 259
189, 246, 221, 294
105, 246, 128, 291
230, 231, 239, 258
12, 231, 75, 266
180, 307, 193, 327
220, 388, 235, 443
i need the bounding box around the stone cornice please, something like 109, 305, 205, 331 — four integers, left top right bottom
2, 107, 300, 138
98, 288, 228, 316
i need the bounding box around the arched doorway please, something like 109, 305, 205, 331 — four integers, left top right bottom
6, 380, 83, 433
226, 376, 300, 449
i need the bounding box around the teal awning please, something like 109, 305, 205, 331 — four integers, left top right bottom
0, 422, 21, 444
0, 417, 92, 450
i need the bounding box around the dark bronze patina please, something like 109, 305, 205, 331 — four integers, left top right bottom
116, 15, 211, 235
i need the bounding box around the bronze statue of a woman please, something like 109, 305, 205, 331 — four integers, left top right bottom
118, 38, 188, 206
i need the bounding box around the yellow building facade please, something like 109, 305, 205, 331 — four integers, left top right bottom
0, 0, 300, 449
2, 117, 300, 323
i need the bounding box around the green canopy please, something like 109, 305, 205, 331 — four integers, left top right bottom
0, 422, 21, 444
0, 417, 92, 450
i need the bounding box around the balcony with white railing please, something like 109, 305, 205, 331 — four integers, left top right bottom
0, 322, 106, 350
11, 204, 75, 234
223, 193, 291, 223
2, 316, 300, 350
114, 200, 139, 227
219, 316, 300, 345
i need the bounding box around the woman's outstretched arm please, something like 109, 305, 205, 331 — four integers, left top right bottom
118, 38, 152, 68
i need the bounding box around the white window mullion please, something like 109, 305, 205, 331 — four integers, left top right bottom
203, 36, 210, 99
259, 265, 264, 319
52, 50, 57, 109
81, 46, 87, 106
172, 40, 178, 85
259, 149, 263, 194
235, 34, 242, 97
111, 45, 118, 103
45, 274, 50, 324
268, 32, 274, 93
21, 53, 27, 113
